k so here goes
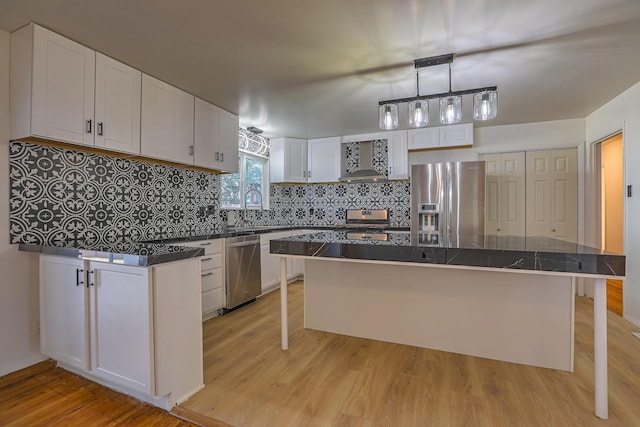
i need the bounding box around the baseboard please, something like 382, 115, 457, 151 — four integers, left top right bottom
624, 313, 640, 328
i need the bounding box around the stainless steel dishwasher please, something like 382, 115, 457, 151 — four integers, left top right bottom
224, 234, 262, 312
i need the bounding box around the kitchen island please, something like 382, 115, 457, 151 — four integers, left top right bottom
271, 231, 625, 419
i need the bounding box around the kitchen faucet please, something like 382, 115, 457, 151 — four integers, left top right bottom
238, 187, 263, 227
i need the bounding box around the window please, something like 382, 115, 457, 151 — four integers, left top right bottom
221, 129, 269, 209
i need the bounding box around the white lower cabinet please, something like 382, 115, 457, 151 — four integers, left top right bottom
40, 256, 89, 370
39, 255, 203, 409
89, 262, 153, 393
174, 239, 225, 320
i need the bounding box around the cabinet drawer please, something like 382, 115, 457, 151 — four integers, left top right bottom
201, 268, 223, 292
194, 239, 223, 255
202, 287, 224, 313
201, 253, 222, 270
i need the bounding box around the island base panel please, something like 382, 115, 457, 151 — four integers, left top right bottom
304, 260, 574, 371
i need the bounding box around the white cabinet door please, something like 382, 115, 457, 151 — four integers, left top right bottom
194, 99, 238, 172
387, 131, 409, 180
31, 25, 95, 146
270, 138, 308, 183
94, 53, 141, 154
525, 149, 578, 242
141, 74, 194, 164
308, 137, 340, 182
218, 109, 239, 173
40, 256, 89, 370
407, 128, 439, 150
89, 262, 153, 394
439, 123, 473, 147
194, 97, 220, 169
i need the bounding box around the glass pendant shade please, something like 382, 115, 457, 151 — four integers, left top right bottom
379, 104, 398, 130
473, 90, 498, 121
439, 95, 462, 125
408, 99, 428, 128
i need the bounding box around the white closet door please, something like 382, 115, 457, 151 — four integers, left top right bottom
480, 152, 525, 236
526, 149, 577, 242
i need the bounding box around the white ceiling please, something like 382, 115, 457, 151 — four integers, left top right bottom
1, 0, 640, 139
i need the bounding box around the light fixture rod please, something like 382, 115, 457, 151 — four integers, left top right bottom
378, 86, 498, 106
413, 53, 454, 69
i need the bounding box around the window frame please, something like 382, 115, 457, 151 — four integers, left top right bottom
221, 151, 270, 210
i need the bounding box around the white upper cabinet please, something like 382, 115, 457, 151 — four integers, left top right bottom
217, 109, 240, 173
270, 137, 308, 183
141, 74, 195, 165
194, 98, 239, 172
439, 123, 473, 147
11, 24, 142, 154
94, 53, 141, 154
307, 137, 341, 182
407, 123, 473, 150
407, 128, 439, 150
11, 24, 95, 145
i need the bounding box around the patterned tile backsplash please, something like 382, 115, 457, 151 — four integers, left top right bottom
9, 142, 221, 246
9, 142, 411, 246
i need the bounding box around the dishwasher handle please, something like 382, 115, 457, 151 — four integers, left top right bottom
226, 239, 260, 249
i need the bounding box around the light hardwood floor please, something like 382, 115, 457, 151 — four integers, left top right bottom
181, 280, 640, 427
0, 360, 199, 426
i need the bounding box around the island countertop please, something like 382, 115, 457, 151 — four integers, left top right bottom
270, 231, 625, 277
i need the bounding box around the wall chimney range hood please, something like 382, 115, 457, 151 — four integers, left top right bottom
339, 140, 386, 182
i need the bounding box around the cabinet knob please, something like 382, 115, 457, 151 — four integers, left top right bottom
496, 228, 501, 232
552, 229, 556, 232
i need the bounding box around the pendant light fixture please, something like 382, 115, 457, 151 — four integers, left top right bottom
378, 103, 398, 130
377, 53, 497, 129
439, 62, 462, 125
473, 89, 498, 121
408, 68, 428, 128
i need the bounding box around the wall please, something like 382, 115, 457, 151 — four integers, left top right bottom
586, 81, 640, 326
9, 142, 222, 246
0, 29, 44, 376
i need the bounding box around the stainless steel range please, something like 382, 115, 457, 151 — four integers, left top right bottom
339, 209, 390, 241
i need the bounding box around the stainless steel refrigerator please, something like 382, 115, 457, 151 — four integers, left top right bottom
411, 161, 485, 242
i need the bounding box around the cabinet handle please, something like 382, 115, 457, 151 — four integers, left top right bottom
97, 122, 103, 136
86, 119, 92, 134
201, 257, 213, 261
200, 242, 212, 246
496, 228, 501, 232
189, 145, 194, 156
215, 152, 219, 161
201, 272, 213, 277
220, 153, 224, 162
76, 268, 84, 286
308, 170, 311, 178
86, 270, 94, 288
552, 229, 556, 232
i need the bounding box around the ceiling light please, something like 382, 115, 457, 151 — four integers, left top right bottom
378, 104, 398, 130
408, 68, 428, 128
378, 53, 497, 129
473, 90, 498, 121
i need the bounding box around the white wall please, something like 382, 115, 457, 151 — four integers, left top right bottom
409, 118, 586, 165
0, 29, 44, 376
586, 81, 640, 327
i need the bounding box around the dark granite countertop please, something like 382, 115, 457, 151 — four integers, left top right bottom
18, 225, 377, 266
269, 231, 626, 277
19, 241, 206, 266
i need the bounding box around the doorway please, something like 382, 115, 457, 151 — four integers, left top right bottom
599, 133, 624, 315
